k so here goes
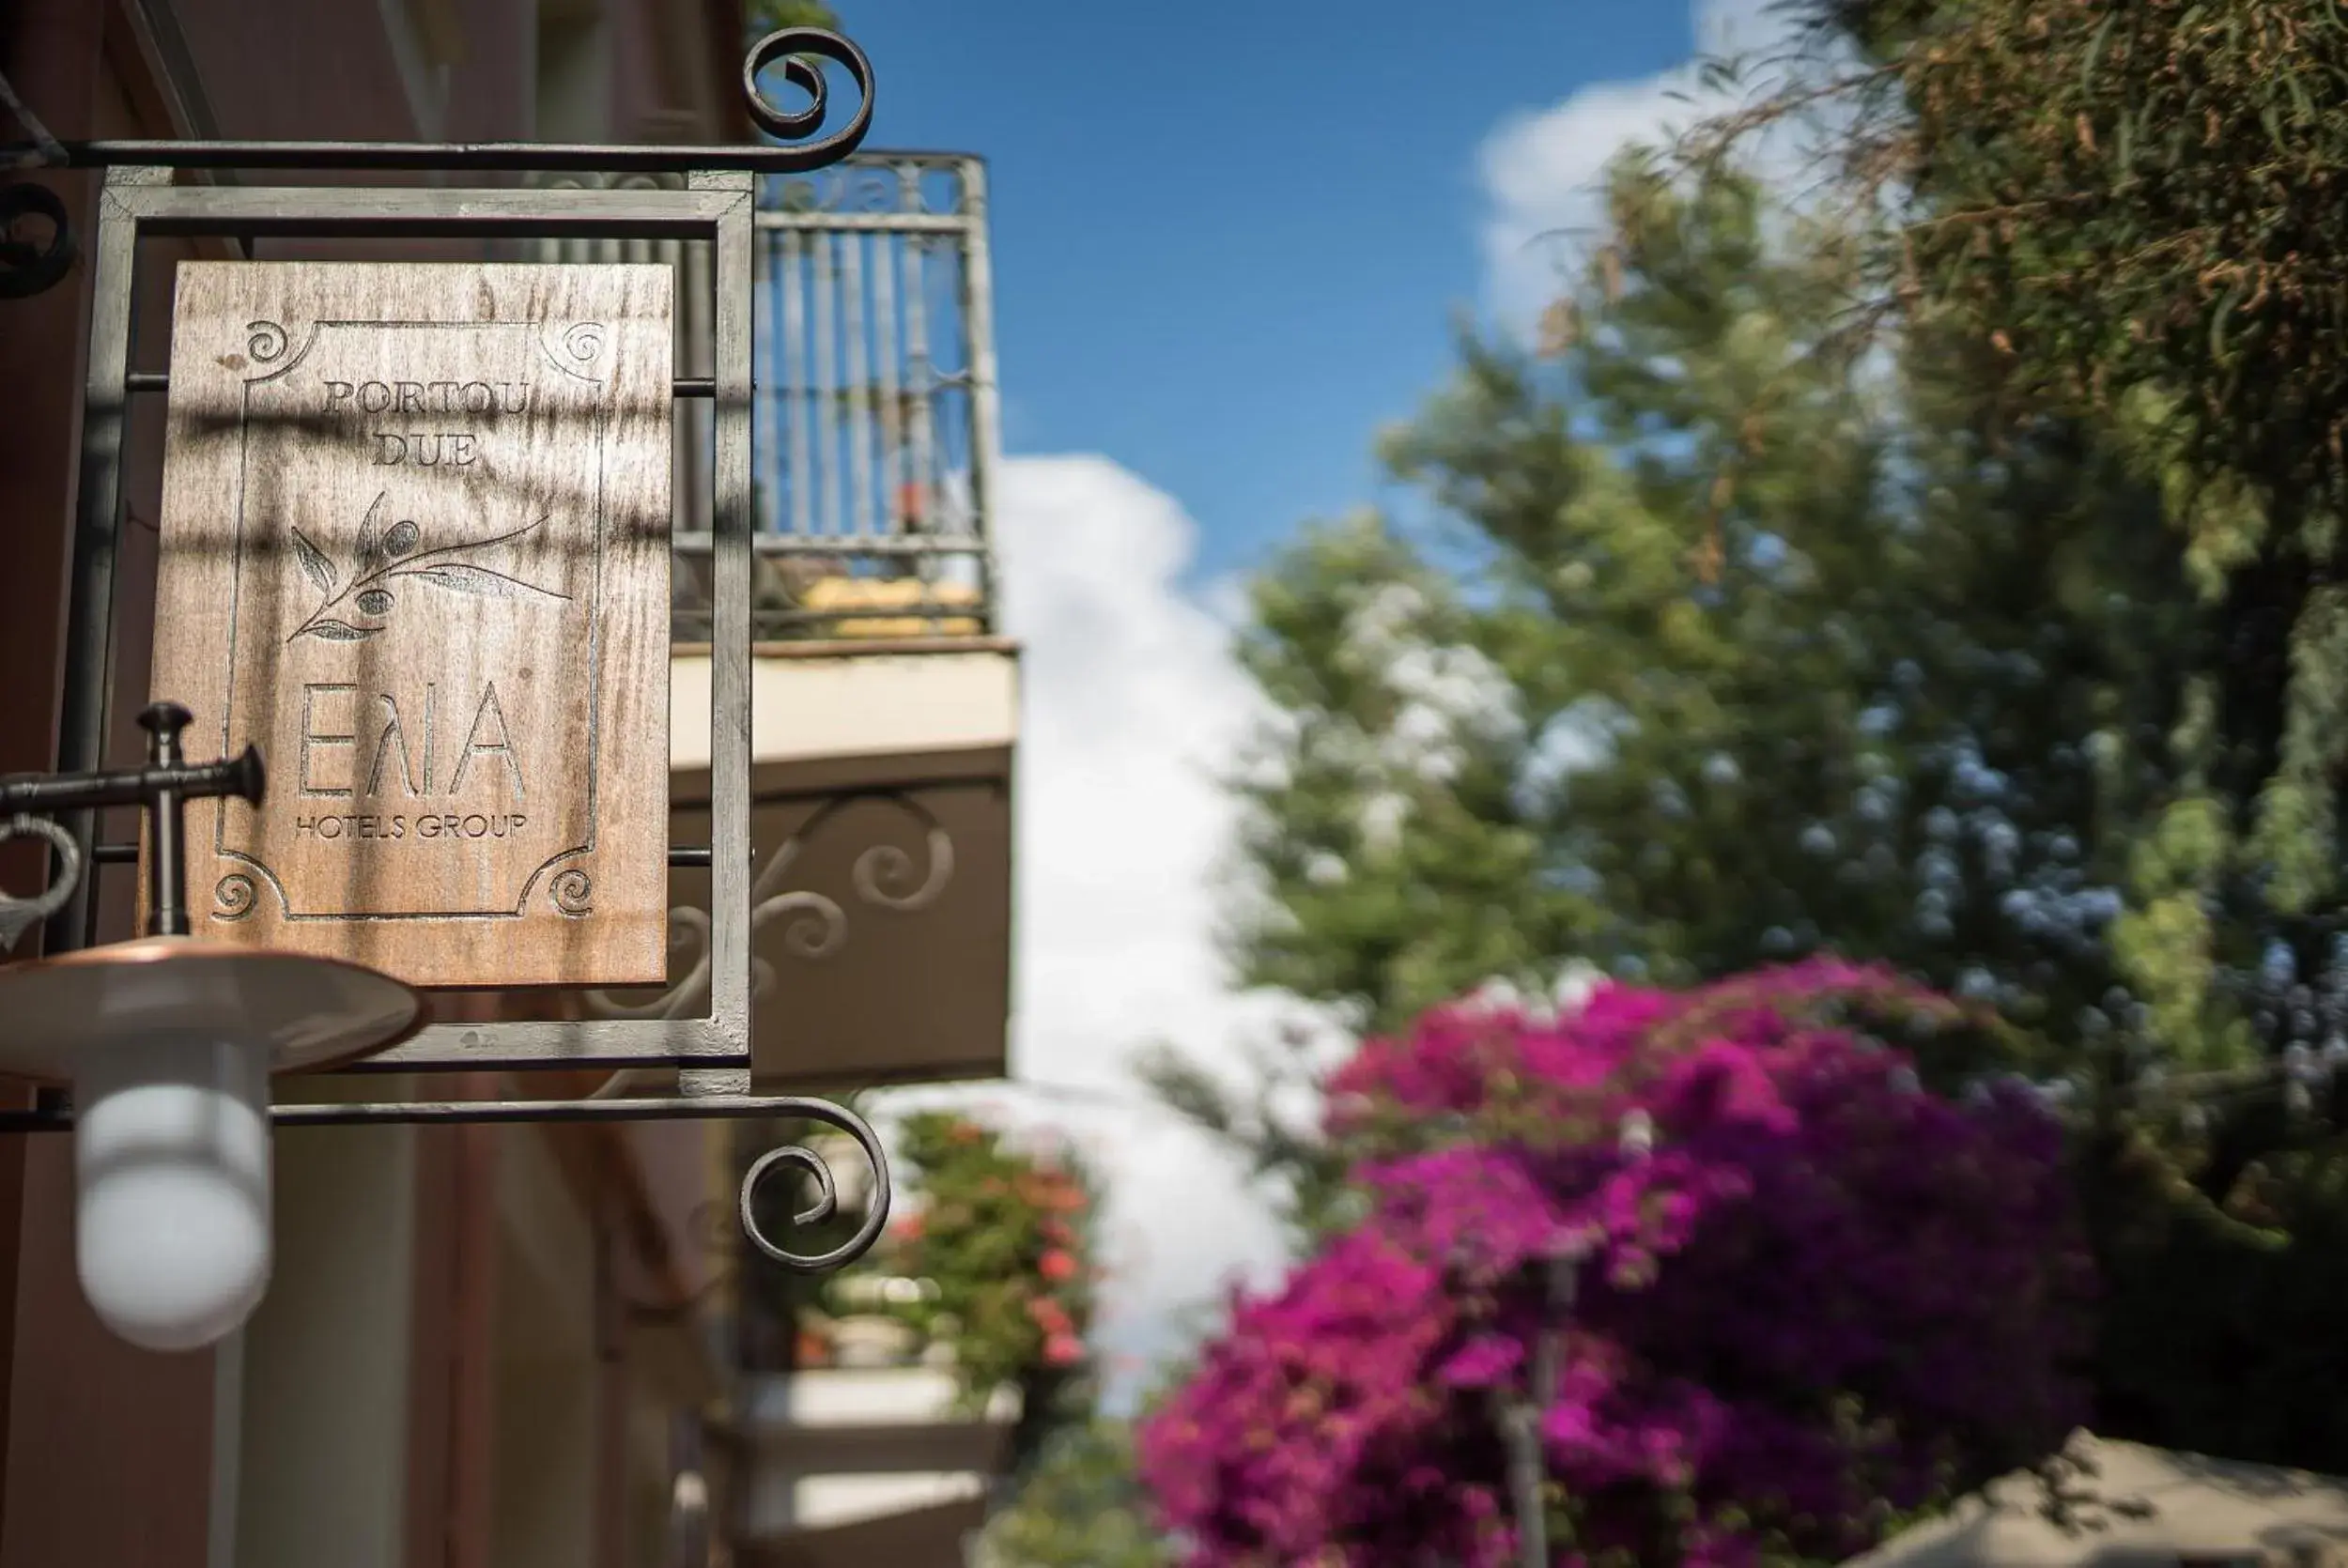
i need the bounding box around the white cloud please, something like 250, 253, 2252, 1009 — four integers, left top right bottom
1477, 0, 1820, 331
879, 454, 1314, 1399
994, 456, 1265, 1094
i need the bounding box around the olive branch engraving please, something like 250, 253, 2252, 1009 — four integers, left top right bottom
286, 491, 571, 645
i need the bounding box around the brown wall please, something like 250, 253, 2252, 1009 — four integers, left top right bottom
0, 0, 105, 1533
405, 1072, 503, 1568
0, 4, 213, 1560
0, 1145, 219, 1568
169, 0, 530, 143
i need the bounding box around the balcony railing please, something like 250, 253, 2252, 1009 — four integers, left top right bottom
533, 154, 1000, 644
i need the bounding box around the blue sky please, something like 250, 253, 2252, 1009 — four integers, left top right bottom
838, 0, 1704, 582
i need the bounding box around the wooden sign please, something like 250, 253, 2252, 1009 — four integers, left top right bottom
148, 261, 673, 988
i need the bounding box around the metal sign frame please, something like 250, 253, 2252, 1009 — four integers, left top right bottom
67, 167, 758, 1075
0, 29, 893, 1273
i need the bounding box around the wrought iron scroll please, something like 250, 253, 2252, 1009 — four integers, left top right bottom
583, 790, 955, 1023
0, 181, 73, 300
0, 815, 81, 951
0, 69, 70, 300
740, 29, 872, 157
739, 1110, 892, 1272
624, 1123, 892, 1327
0, 26, 875, 300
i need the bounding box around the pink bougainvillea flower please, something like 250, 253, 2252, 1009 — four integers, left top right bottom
1137, 964, 2092, 1568
1437, 1333, 1524, 1389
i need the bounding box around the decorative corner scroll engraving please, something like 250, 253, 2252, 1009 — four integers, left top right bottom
247, 319, 290, 363
213, 872, 256, 922
540, 320, 610, 381
551, 868, 593, 917
286, 493, 569, 645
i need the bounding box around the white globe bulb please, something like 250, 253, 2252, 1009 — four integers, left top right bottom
72, 1032, 272, 1353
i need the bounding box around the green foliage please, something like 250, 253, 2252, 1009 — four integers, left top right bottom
745, 0, 839, 36
1220, 157, 2185, 1051
1865, 1, 2348, 1070
1134, 1033, 1357, 1246
1657, 0, 2348, 1082
976, 1417, 1169, 1568
1691, 15, 2348, 1474
1861, 1, 2348, 526
847, 1112, 1099, 1409
2079, 1132, 2348, 1472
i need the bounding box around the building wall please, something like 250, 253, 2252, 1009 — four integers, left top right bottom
162, 0, 538, 143
0, 1141, 217, 1568
0, 21, 214, 1563
234, 1118, 423, 1568
401, 1083, 502, 1568
488, 1125, 600, 1568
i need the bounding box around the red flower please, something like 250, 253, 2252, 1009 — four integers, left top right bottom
1039, 1249, 1078, 1283
1044, 1331, 1085, 1367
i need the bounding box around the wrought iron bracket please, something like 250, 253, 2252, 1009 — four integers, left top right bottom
0, 1092, 890, 1274
0, 27, 892, 1286
0, 719, 893, 1275
0, 27, 897, 1278
25, 47, 842, 1070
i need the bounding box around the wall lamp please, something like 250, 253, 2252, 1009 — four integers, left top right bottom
0, 702, 421, 1350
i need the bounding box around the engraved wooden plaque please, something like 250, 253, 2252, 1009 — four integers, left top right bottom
148, 261, 672, 988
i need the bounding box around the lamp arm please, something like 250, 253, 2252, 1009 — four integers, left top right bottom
0, 701, 263, 946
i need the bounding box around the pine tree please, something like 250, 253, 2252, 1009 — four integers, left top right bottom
1222, 159, 2182, 1050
